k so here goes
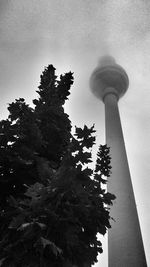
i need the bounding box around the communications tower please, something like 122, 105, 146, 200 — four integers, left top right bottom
90, 56, 147, 266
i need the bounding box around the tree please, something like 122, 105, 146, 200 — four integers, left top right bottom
0, 65, 115, 267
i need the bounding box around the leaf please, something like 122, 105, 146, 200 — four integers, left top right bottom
40, 237, 62, 256
82, 167, 93, 177
103, 192, 116, 205
8, 214, 25, 229
0, 258, 6, 266
75, 151, 92, 165
40, 237, 51, 248
98, 223, 107, 236
17, 221, 46, 231
18, 221, 46, 231
75, 125, 96, 140
82, 136, 96, 149
17, 222, 32, 231
36, 222, 47, 229
24, 182, 44, 198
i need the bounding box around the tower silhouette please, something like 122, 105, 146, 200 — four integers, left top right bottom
90, 56, 147, 266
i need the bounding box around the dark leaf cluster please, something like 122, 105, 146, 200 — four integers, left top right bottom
0, 65, 115, 267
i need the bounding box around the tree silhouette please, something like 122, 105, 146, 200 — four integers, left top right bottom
0, 65, 115, 267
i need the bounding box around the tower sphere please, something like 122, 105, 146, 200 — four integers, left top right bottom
90, 55, 129, 101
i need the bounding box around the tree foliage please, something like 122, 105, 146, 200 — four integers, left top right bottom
0, 65, 115, 267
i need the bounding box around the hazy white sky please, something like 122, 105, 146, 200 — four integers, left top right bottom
0, 0, 150, 266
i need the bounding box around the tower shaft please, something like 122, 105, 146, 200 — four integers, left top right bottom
105, 93, 147, 267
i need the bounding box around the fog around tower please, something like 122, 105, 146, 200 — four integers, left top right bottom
0, 0, 150, 266
98, 55, 116, 67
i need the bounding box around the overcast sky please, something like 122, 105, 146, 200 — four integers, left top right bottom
0, 1, 150, 266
